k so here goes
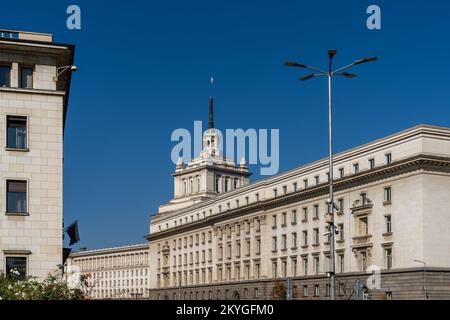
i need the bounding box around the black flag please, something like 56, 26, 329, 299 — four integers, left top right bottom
65, 220, 80, 246
62, 247, 72, 265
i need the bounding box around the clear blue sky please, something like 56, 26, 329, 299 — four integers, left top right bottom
2, 1, 449, 249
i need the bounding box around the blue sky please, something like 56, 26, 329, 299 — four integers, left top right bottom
2, 1, 449, 249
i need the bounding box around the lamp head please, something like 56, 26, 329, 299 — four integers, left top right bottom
284, 61, 307, 68
70, 65, 78, 72
328, 49, 337, 59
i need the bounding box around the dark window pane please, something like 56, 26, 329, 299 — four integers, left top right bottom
0, 65, 10, 87
6, 257, 27, 280
7, 116, 27, 149
20, 67, 33, 89
7, 180, 27, 213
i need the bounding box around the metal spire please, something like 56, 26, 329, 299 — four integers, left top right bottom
209, 76, 214, 129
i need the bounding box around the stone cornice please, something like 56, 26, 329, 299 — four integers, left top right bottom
146, 154, 450, 242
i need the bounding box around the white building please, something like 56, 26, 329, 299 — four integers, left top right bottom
0, 29, 75, 279
146, 96, 450, 299
68, 244, 150, 299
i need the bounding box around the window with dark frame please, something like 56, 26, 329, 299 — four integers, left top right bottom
0, 65, 11, 87
7, 116, 27, 149
20, 66, 33, 89
385, 153, 392, 164
6, 256, 27, 280
7, 180, 27, 213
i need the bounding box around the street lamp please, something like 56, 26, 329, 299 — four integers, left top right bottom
285, 49, 377, 300
53, 65, 77, 81
413, 259, 428, 300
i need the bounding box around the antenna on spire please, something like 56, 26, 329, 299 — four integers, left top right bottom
209, 76, 214, 129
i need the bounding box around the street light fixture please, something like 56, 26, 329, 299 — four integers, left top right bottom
53, 64, 78, 81
285, 49, 377, 300
413, 259, 428, 300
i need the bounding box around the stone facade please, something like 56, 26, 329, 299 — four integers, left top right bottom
67, 244, 150, 299
0, 29, 75, 279
147, 123, 450, 300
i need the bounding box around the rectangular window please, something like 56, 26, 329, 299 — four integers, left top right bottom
339, 168, 344, 178
6, 256, 27, 280
302, 207, 308, 221
281, 234, 287, 250
384, 187, 392, 204
338, 223, 344, 241
20, 66, 33, 89
283, 185, 287, 195
313, 256, 320, 275
302, 285, 308, 297
338, 254, 344, 273
272, 261, 277, 278
313, 204, 319, 219
338, 198, 344, 212
302, 257, 308, 276
7, 180, 27, 213
291, 232, 297, 249
385, 248, 393, 269
291, 258, 297, 277
281, 212, 286, 226
291, 210, 297, 225
359, 217, 369, 236
281, 260, 287, 278
272, 236, 277, 251
256, 238, 261, 255
385, 153, 392, 164
7, 116, 27, 149
369, 158, 375, 169
272, 214, 277, 228
0, 65, 11, 87
303, 179, 308, 188
293, 182, 298, 192
314, 175, 320, 185
353, 163, 360, 174
385, 215, 392, 233
313, 228, 319, 245
314, 285, 320, 297
302, 230, 308, 246
273, 189, 278, 197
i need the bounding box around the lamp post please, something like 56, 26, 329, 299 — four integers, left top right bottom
413, 259, 428, 300
53, 65, 77, 81
285, 50, 377, 300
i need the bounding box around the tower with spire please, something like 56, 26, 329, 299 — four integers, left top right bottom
158, 80, 251, 214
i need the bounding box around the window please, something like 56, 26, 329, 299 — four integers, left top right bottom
281, 212, 286, 226
385, 215, 392, 233
384, 187, 392, 204
291, 210, 297, 225
338, 223, 344, 241
7, 180, 27, 213
245, 196, 249, 205
273, 188, 278, 197
272, 260, 277, 278
385, 247, 393, 269
6, 256, 27, 280
7, 116, 27, 149
339, 168, 344, 178
360, 252, 367, 271
255, 193, 260, 202
20, 66, 33, 89
314, 285, 320, 297
272, 214, 277, 228
302, 230, 308, 246
281, 234, 287, 250
234, 178, 239, 189
291, 232, 297, 249
0, 65, 11, 87
215, 175, 220, 192
338, 198, 344, 212
302, 257, 308, 276
314, 175, 320, 185
303, 179, 308, 188
369, 158, 375, 169
282, 185, 287, 195
313, 204, 319, 219
385, 153, 392, 164
360, 192, 368, 205
359, 217, 369, 236
353, 163, 360, 174
256, 238, 261, 254
338, 254, 344, 273
302, 207, 308, 221
385, 291, 393, 300
293, 182, 298, 192
302, 285, 308, 297
313, 256, 320, 275
272, 236, 277, 251
313, 228, 319, 245
281, 260, 287, 277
